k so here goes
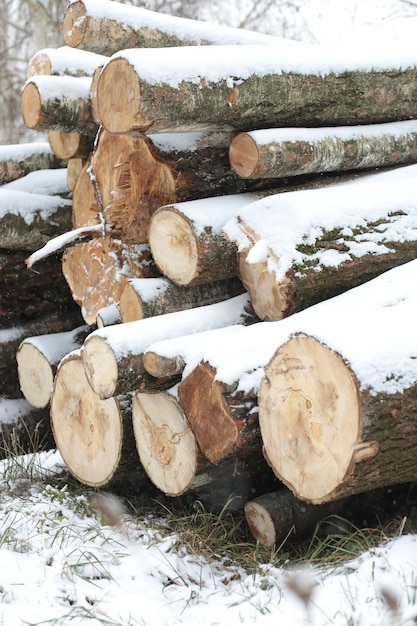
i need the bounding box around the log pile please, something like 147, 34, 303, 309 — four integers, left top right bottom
2, 0, 417, 543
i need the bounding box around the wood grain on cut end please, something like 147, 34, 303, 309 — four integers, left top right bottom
17, 343, 54, 409
244, 500, 276, 548
82, 335, 119, 399
132, 391, 198, 496
229, 133, 260, 178
50, 354, 122, 487
62, 0, 87, 48
259, 335, 361, 503
119, 281, 144, 323
21, 82, 42, 129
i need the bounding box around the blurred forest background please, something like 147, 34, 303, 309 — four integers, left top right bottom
1, 0, 416, 144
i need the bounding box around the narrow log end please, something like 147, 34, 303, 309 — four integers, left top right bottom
229, 133, 260, 178
21, 82, 42, 130
16, 343, 54, 409
143, 351, 186, 379
82, 335, 119, 399
119, 282, 144, 323
27, 51, 52, 78
244, 500, 276, 548
62, 0, 87, 48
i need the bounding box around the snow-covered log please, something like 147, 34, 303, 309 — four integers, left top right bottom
118, 276, 245, 323
96, 45, 417, 134
48, 130, 95, 160
96, 303, 121, 328
21, 75, 97, 134
81, 293, 254, 399
0, 398, 54, 459
63, 0, 296, 56
229, 120, 417, 179
16, 325, 91, 408
224, 170, 417, 320
62, 238, 159, 325
0, 142, 63, 185
27, 46, 108, 78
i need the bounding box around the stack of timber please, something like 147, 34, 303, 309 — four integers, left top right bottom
8, 0, 417, 541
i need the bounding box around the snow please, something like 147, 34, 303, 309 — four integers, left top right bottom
0, 189, 71, 225
28, 46, 108, 76
26, 223, 103, 268
23, 75, 92, 100
0, 141, 53, 161
19, 325, 90, 364
3, 168, 69, 195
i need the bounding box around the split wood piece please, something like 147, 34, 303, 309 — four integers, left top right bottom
50, 352, 145, 490
178, 361, 260, 465
81, 293, 253, 399
0, 250, 83, 331
96, 303, 121, 328
0, 189, 72, 251
148, 194, 264, 286
90, 66, 104, 125
63, 0, 294, 55
119, 276, 245, 323
224, 173, 417, 321
27, 46, 108, 78
229, 120, 417, 179
62, 238, 158, 325
0, 142, 62, 185
88, 130, 274, 244
244, 484, 413, 548
0, 399, 54, 459
143, 303, 257, 380
97, 46, 417, 134
48, 131, 95, 160
21, 75, 97, 134
16, 325, 91, 408
67, 158, 85, 191
71, 157, 100, 228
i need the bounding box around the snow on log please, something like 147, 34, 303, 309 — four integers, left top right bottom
118, 276, 245, 323
97, 45, 417, 134
63, 0, 295, 56
0, 142, 62, 185
21, 75, 97, 134
50, 352, 146, 490
27, 46, 108, 78
2, 168, 69, 196
62, 238, 159, 325
96, 303, 121, 328
224, 170, 417, 321
0, 189, 72, 251
229, 120, 417, 179
81, 293, 254, 399
48, 130, 95, 160
16, 325, 91, 408
0, 398, 54, 458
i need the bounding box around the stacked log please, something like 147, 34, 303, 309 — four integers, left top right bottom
6, 0, 417, 540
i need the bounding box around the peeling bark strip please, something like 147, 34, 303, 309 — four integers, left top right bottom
0, 142, 62, 185
21, 75, 97, 134
63, 0, 292, 56
229, 120, 417, 179
27, 46, 108, 78
97, 46, 417, 134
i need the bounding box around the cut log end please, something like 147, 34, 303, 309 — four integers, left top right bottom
82, 335, 119, 399
98, 58, 147, 134
62, 0, 87, 48
229, 133, 260, 178
50, 354, 122, 487
149, 210, 198, 286
244, 500, 277, 548
118, 281, 144, 322
16, 343, 54, 409
259, 335, 362, 504
132, 391, 198, 496
21, 82, 42, 129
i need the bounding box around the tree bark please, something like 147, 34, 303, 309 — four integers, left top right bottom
27, 46, 108, 78
48, 130, 95, 160
21, 75, 97, 134
62, 238, 159, 325
178, 361, 260, 465
0, 142, 62, 185
0, 399, 54, 459
96, 47, 417, 134
0, 189, 72, 251
119, 276, 245, 323
16, 325, 91, 408
81, 294, 255, 399
50, 353, 148, 492
62, 0, 290, 55
224, 174, 417, 321
229, 120, 417, 179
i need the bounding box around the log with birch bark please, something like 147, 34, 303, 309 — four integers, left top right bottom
81, 293, 253, 399
118, 276, 245, 323
0, 142, 63, 184
96, 45, 417, 135
223, 171, 417, 321
27, 46, 108, 78
21, 75, 97, 134
229, 120, 417, 180
0, 398, 54, 459
62, 238, 159, 325
50, 352, 148, 491
48, 130, 95, 160
63, 0, 295, 56
16, 325, 91, 408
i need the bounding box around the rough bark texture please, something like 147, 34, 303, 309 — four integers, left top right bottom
0, 399, 54, 459
119, 276, 245, 323
0, 147, 63, 185
97, 53, 417, 134
258, 335, 417, 504
229, 123, 417, 179
48, 130, 95, 160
